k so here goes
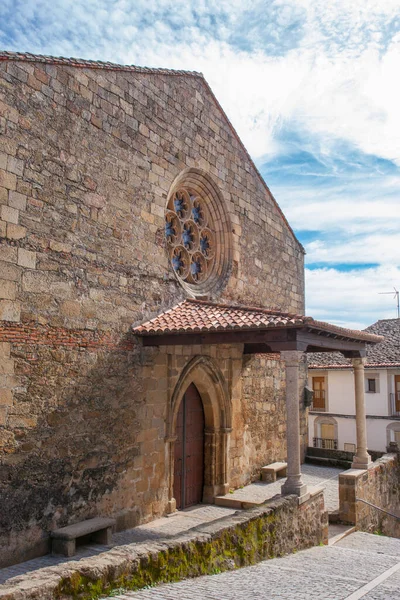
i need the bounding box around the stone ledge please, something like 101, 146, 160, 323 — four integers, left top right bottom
0, 492, 326, 600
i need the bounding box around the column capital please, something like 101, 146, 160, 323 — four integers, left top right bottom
280, 350, 305, 366
352, 357, 366, 369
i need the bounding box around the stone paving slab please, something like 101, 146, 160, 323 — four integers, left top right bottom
0, 492, 327, 599
107, 533, 400, 600
0, 464, 339, 597
0, 505, 236, 586
216, 463, 342, 512
336, 531, 400, 557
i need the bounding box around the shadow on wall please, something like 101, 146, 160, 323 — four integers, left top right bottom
0, 333, 159, 568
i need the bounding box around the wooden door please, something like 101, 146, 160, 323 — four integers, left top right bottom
173, 384, 205, 509
312, 377, 326, 410
321, 423, 335, 440
395, 376, 400, 413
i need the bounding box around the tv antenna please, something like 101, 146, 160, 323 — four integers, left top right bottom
379, 287, 399, 318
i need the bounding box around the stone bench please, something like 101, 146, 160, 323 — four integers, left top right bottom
51, 517, 116, 557
261, 462, 287, 483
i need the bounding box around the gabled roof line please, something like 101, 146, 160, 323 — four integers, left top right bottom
132, 299, 383, 344
309, 363, 400, 369
0, 51, 202, 77
1, 50, 304, 252
200, 78, 304, 253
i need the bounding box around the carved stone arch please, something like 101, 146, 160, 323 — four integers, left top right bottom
314, 415, 338, 448
166, 355, 232, 512
386, 422, 400, 447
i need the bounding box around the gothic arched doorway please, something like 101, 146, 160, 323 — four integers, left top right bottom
173, 383, 205, 509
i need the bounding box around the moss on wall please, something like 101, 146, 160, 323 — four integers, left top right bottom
54, 494, 326, 600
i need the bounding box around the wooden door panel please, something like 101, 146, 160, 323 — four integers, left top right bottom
173, 383, 205, 510
312, 377, 326, 409
184, 384, 204, 508
173, 398, 184, 509
395, 376, 400, 412
321, 423, 335, 439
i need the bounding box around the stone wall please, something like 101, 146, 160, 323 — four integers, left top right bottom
0, 491, 328, 599
0, 57, 305, 566
339, 453, 400, 537
241, 352, 308, 483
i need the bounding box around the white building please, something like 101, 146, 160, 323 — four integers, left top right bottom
308, 319, 400, 453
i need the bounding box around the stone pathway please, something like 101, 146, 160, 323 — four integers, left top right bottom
0, 505, 236, 585
0, 464, 342, 590
217, 463, 342, 512
107, 532, 400, 600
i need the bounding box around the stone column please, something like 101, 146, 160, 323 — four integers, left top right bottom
351, 357, 372, 470
281, 350, 308, 497
166, 436, 177, 513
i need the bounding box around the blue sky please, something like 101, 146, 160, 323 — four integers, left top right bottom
1, 0, 400, 328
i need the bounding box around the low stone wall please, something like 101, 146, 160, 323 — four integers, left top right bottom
339, 453, 400, 537
306, 447, 384, 469
0, 491, 327, 600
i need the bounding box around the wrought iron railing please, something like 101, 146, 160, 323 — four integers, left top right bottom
389, 393, 400, 417
313, 437, 338, 450
356, 497, 400, 521
309, 401, 326, 412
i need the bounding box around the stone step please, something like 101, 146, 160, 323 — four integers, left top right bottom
214, 496, 260, 510
327, 524, 355, 546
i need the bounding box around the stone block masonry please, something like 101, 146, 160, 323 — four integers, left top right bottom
339, 453, 400, 537
0, 55, 306, 568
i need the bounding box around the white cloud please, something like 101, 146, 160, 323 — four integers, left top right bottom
2, 0, 400, 328
306, 265, 400, 328
2, 0, 400, 162
305, 233, 400, 267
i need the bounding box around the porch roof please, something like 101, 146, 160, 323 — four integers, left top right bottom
132, 299, 383, 355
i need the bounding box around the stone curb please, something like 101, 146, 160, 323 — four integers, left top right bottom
0, 492, 326, 600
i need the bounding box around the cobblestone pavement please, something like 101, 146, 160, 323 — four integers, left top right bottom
0, 464, 341, 587
107, 532, 400, 600
221, 463, 341, 512
0, 505, 236, 584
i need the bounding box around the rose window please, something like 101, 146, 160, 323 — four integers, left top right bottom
166, 189, 216, 286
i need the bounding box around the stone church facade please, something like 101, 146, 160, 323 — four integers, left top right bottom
0, 52, 307, 567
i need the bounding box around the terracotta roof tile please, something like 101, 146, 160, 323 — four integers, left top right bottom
309, 318, 400, 368
132, 299, 383, 344
0, 51, 203, 78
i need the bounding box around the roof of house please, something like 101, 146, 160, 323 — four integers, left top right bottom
308, 318, 400, 369
0, 50, 302, 253
132, 299, 383, 344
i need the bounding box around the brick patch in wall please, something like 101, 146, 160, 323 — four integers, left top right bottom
0, 320, 135, 351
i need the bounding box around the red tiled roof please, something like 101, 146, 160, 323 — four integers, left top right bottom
132, 299, 383, 344
309, 318, 400, 368
0, 51, 202, 77
309, 363, 400, 369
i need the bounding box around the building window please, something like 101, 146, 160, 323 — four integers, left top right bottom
365, 373, 379, 393
311, 376, 326, 411
387, 423, 400, 447
165, 170, 232, 296
166, 188, 216, 285
313, 416, 338, 450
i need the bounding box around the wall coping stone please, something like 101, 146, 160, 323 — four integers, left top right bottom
0, 492, 326, 599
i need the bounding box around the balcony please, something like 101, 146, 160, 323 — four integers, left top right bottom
389, 393, 400, 417
309, 388, 326, 412
309, 401, 326, 412
313, 437, 338, 450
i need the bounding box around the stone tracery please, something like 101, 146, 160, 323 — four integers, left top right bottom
166, 188, 216, 286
